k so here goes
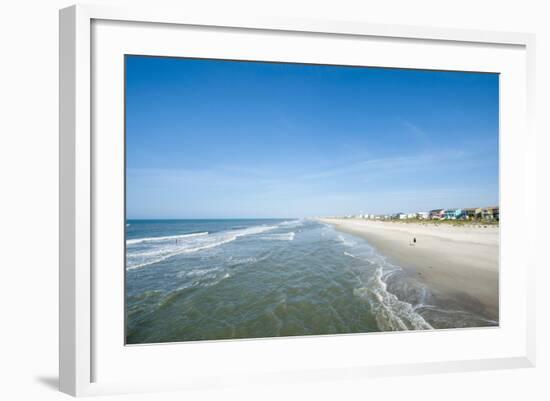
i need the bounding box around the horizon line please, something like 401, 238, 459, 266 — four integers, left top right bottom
126, 217, 302, 220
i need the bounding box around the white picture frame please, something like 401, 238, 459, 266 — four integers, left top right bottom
59, 3, 536, 397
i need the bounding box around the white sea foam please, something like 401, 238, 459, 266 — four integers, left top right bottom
126, 225, 277, 270
227, 256, 258, 265
127, 231, 209, 245
259, 232, 295, 241
337, 234, 356, 247
354, 263, 433, 331
176, 266, 221, 279
127, 237, 236, 270
346, 241, 433, 331
278, 219, 304, 228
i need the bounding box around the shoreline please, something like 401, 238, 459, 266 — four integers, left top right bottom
319, 218, 499, 321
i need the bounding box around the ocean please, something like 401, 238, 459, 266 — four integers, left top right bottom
125, 218, 495, 344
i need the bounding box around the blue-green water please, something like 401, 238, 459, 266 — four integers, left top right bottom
125, 219, 494, 344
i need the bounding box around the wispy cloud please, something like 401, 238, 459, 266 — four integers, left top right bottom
129, 148, 475, 191
401, 120, 432, 146
296, 150, 469, 182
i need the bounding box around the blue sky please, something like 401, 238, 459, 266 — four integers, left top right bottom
126, 56, 499, 219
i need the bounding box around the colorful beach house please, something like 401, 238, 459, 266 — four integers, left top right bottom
481, 206, 499, 221
443, 209, 466, 220
463, 208, 477, 219
443, 209, 456, 219
475, 208, 483, 219
429, 209, 444, 219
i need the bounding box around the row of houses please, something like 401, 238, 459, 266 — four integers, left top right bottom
355, 206, 499, 221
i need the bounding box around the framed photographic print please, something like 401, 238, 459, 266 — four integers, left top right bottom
60, 4, 536, 396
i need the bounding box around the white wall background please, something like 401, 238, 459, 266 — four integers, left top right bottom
0, 0, 547, 399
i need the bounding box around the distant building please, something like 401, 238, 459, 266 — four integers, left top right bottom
429, 209, 444, 220
446, 209, 469, 220
481, 206, 499, 221
417, 212, 429, 219
443, 209, 457, 219
442, 209, 466, 220
455, 209, 467, 219
475, 208, 483, 219
463, 208, 477, 219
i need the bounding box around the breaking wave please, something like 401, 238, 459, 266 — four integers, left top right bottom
127, 232, 208, 245
342, 240, 433, 331
127, 225, 277, 270
259, 232, 295, 241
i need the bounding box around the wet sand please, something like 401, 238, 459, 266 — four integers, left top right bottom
319, 218, 499, 321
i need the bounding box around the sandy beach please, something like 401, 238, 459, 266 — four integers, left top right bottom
319, 218, 499, 321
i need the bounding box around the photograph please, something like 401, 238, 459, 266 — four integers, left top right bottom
124, 55, 499, 344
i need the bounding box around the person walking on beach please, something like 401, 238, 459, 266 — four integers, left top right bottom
413, 237, 416, 244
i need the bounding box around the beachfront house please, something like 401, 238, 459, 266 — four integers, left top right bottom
406, 213, 416, 219
429, 209, 443, 220
443, 209, 457, 219
481, 206, 499, 221
442, 209, 466, 220
455, 209, 467, 219
463, 208, 477, 220
444, 209, 468, 220
392, 212, 406, 220
417, 212, 429, 219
